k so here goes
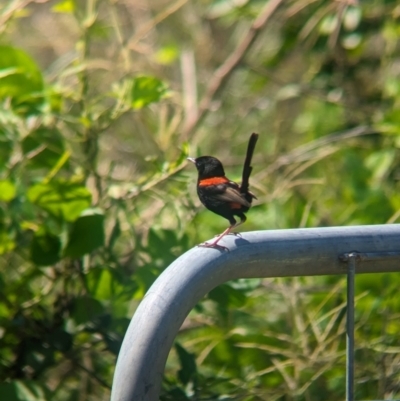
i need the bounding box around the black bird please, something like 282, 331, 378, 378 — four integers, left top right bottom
188, 133, 259, 247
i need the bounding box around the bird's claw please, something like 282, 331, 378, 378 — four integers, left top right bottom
198, 242, 229, 251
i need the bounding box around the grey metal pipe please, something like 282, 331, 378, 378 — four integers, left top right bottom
111, 225, 400, 401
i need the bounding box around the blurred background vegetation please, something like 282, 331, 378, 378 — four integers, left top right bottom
1, 0, 400, 400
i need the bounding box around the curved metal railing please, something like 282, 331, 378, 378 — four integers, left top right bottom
110, 225, 400, 401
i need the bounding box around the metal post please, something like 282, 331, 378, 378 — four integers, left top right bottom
338, 250, 400, 401
346, 253, 357, 401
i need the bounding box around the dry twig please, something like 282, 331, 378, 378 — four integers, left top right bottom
183, 0, 284, 138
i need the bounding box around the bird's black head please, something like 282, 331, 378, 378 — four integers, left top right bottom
188, 156, 225, 178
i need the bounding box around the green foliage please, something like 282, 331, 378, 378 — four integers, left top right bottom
27, 181, 92, 222
64, 209, 105, 257
0, 46, 43, 102
0, 0, 400, 400
30, 229, 62, 265
131, 76, 169, 109
0, 380, 50, 401
0, 179, 16, 201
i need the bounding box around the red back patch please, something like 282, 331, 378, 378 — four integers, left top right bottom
199, 177, 229, 186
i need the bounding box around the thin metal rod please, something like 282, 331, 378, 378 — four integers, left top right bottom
346, 253, 356, 401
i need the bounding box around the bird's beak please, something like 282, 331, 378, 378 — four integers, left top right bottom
187, 157, 196, 164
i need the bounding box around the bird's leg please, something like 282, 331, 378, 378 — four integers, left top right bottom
227, 215, 246, 236
201, 220, 242, 247
202, 225, 234, 247
199, 215, 247, 248
227, 221, 244, 237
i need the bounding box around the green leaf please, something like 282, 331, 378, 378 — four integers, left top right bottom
175, 342, 197, 385
0, 46, 43, 101
0, 130, 13, 171
133, 266, 159, 299
22, 128, 66, 170
208, 283, 248, 308
0, 231, 15, 255
131, 76, 168, 109
343, 6, 361, 31
30, 230, 61, 266
0, 380, 49, 401
229, 278, 261, 291
365, 149, 395, 184
148, 228, 178, 257
154, 45, 179, 65
27, 180, 92, 221
64, 208, 105, 257
0, 180, 16, 201
87, 267, 123, 300
70, 296, 104, 325
108, 218, 120, 251
173, 142, 190, 168
52, 0, 75, 13
47, 328, 73, 352
146, 229, 188, 264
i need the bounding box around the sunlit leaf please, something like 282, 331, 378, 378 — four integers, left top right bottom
0, 180, 16, 201
319, 14, 338, 35
229, 278, 261, 291
343, 6, 362, 31
174, 142, 190, 167
87, 267, 114, 300
154, 45, 179, 65
87, 267, 128, 301
0, 46, 43, 100
131, 76, 168, 109
27, 180, 91, 221
0, 380, 49, 401
365, 149, 395, 184
0, 231, 15, 255
52, 0, 75, 13
342, 33, 362, 50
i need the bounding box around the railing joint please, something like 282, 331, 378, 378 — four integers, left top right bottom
339, 250, 400, 263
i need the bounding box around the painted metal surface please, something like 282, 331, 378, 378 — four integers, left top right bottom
111, 225, 400, 401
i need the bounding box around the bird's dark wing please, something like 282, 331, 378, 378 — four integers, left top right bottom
210, 183, 251, 208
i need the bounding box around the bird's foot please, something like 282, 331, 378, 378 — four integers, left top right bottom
198, 241, 229, 251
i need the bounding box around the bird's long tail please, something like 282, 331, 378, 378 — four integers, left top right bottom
240, 132, 259, 193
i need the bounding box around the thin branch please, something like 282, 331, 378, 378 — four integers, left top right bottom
128, 0, 188, 50
75, 360, 111, 389
263, 125, 376, 176
183, 0, 284, 137
181, 49, 198, 133
124, 162, 185, 200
